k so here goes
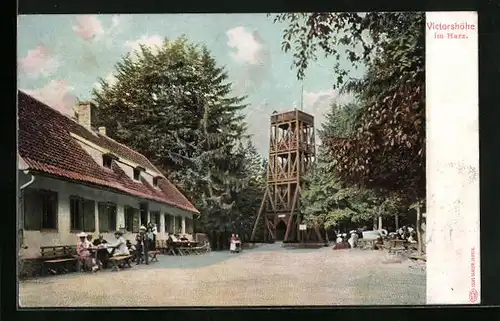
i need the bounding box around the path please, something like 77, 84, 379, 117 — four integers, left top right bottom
19, 245, 425, 307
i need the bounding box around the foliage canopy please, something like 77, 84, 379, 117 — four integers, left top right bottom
92, 37, 266, 237
273, 12, 425, 203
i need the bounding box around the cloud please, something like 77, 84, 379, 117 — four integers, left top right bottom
93, 72, 118, 91
226, 27, 271, 94
73, 14, 127, 44
23, 80, 77, 117
124, 35, 164, 56
18, 44, 60, 78
73, 15, 104, 42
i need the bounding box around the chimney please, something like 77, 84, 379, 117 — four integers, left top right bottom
98, 126, 107, 136
73, 102, 94, 129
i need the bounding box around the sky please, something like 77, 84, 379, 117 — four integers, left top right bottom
17, 14, 365, 155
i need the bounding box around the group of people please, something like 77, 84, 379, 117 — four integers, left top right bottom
333, 229, 364, 250
76, 230, 129, 272
76, 222, 159, 272
331, 225, 419, 250
229, 234, 242, 253
389, 225, 418, 243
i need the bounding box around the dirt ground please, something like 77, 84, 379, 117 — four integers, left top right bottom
19, 244, 426, 307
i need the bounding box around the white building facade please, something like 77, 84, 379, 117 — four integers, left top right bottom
18, 91, 198, 259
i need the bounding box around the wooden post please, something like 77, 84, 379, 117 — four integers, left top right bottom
251, 188, 268, 241
395, 214, 399, 230
284, 187, 300, 241
416, 205, 423, 255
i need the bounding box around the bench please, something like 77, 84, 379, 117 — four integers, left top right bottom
357, 239, 378, 250
148, 250, 160, 262
156, 240, 168, 254
388, 239, 408, 254
40, 245, 77, 276
108, 255, 132, 270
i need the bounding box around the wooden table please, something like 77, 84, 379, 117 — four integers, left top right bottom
169, 241, 199, 255
89, 245, 117, 269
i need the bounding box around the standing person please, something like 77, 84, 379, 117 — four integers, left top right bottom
235, 234, 242, 253
229, 234, 236, 253
152, 223, 158, 249
147, 222, 156, 250
136, 226, 149, 265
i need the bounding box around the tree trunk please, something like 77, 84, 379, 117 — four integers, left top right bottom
378, 216, 383, 230
373, 218, 377, 230
416, 206, 423, 255
395, 214, 399, 230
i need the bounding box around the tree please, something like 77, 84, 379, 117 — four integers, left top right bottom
301, 101, 403, 232
228, 140, 266, 240
272, 12, 425, 204
92, 37, 252, 240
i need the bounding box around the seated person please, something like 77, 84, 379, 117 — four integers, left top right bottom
108, 231, 130, 257
93, 234, 108, 246
76, 232, 97, 272
333, 242, 350, 250
93, 234, 109, 268
126, 239, 138, 261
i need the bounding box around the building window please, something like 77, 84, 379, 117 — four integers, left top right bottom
164, 214, 171, 233
185, 217, 194, 234
23, 188, 58, 230
133, 168, 141, 181
124, 206, 139, 233
176, 216, 183, 234
98, 202, 117, 232
102, 155, 113, 169
70, 196, 95, 232
153, 177, 159, 187
151, 211, 161, 231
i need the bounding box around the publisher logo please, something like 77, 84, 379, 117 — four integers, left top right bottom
469, 288, 478, 303
469, 247, 478, 303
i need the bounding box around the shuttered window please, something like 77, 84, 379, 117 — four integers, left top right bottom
70, 196, 95, 232
151, 211, 161, 231
23, 188, 58, 230
98, 202, 117, 232
185, 217, 194, 234
125, 206, 140, 233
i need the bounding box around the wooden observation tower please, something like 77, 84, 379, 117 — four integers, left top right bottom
250, 109, 318, 242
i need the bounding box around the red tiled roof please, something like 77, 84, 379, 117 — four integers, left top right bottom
18, 91, 199, 214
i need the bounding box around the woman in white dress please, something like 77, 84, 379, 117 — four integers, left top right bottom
108, 231, 130, 256
348, 230, 359, 248
229, 234, 236, 253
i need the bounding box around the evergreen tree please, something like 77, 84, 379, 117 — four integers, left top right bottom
301, 102, 403, 231
92, 37, 252, 237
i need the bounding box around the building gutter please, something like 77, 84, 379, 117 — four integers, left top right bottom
20, 170, 35, 190
19, 169, 34, 250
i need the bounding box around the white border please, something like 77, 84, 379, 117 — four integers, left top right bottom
426, 11, 480, 304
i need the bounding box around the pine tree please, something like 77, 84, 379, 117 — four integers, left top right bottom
92, 37, 251, 236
